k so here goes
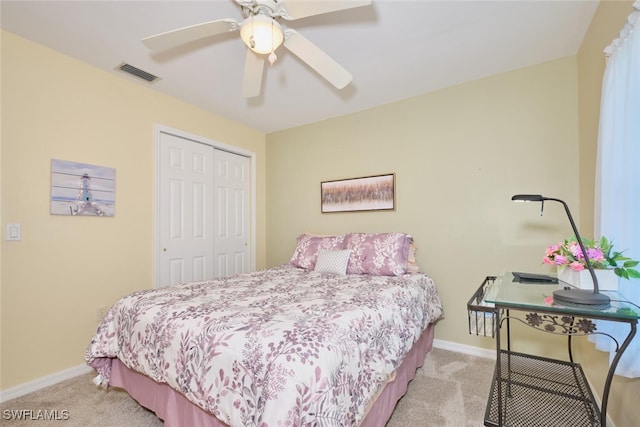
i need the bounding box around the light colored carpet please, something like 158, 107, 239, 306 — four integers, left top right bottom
0, 348, 494, 426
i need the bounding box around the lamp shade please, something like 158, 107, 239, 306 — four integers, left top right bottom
240, 15, 284, 54
511, 194, 545, 202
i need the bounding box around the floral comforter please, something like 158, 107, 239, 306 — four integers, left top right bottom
85, 265, 443, 427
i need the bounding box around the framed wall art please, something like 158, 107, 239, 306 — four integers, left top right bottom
321, 173, 395, 213
51, 159, 116, 216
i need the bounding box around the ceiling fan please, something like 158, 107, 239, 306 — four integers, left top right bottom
142, 0, 372, 98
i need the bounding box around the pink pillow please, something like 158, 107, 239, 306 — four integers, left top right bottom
343, 232, 412, 276
407, 241, 420, 274
289, 234, 346, 270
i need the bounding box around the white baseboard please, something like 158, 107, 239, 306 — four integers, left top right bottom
0, 364, 93, 403
433, 338, 496, 359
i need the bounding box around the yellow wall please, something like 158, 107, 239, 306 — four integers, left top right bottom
2, 1, 638, 424
576, 2, 638, 426
265, 2, 637, 425
267, 56, 581, 357
0, 30, 267, 389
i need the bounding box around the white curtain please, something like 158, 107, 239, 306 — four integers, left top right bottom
592, 0, 640, 378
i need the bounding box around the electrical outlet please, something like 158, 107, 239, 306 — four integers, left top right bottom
96, 306, 109, 322
6, 224, 21, 241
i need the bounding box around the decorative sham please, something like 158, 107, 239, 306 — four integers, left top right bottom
344, 232, 412, 276
289, 234, 346, 270
290, 232, 415, 276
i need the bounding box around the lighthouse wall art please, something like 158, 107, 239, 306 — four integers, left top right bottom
50, 159, 115, 216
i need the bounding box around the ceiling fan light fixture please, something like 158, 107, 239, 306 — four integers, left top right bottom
240, 14, 283, 55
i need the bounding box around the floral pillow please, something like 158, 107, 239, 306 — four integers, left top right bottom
343, 232, 413, 276
289, 234, 346, 270
407, 241, 420, 274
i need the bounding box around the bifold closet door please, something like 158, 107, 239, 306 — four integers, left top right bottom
157, 131, 251, 287
158, 132, 215, 286
213, 149, 250, 277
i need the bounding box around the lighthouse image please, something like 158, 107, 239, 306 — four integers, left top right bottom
51, 159, 115, 216
71, 173, 105, 216
79, 173, 93, 202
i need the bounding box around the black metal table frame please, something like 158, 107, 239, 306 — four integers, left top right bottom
469, 276, 638, 427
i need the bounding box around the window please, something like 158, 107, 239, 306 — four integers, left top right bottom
592, 1, 640, 378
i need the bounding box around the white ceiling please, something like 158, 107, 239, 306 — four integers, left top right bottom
1, 0, 599, 133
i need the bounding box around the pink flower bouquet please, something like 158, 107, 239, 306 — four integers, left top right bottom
543, 236, 640, 280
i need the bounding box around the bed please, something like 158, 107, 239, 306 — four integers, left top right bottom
85, 232, 443, 426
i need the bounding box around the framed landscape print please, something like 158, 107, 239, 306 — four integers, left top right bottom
321, 173, 395, 213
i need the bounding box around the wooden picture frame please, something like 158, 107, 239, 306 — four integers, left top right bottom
321, 173, 395, 213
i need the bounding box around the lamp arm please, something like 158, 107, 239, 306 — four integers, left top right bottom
545, 197, 600, 293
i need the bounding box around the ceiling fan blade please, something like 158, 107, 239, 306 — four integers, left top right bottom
283, 29, 352, 89
242, 49, 265, 98
142, 19, 239, 51
279, 0, 372, 20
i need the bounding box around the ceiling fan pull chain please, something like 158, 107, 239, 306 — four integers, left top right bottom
269, 19, 278, 66
249, 15, 256, 49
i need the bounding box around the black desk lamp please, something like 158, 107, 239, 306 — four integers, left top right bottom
512, 194, 610, 307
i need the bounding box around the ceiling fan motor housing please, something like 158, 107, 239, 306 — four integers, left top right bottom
240, 14, 284, 54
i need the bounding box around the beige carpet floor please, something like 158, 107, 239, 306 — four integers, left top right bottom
1, 347, 494, 426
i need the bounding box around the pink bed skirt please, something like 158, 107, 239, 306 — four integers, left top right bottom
110, 323, 436, 427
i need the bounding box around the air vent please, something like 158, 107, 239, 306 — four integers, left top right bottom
116, 62, 160, 83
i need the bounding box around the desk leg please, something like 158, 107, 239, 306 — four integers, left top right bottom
495, 311, 502, 426
505, 310, 512, 398
568, 318, 575, 364
600, 322, 637, 426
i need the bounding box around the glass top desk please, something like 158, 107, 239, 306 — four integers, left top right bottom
468, 272, 639, 427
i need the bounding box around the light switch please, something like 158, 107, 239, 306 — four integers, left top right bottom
6, 224, 21, 241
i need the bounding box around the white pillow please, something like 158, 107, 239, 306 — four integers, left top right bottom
314, 249, 351, 275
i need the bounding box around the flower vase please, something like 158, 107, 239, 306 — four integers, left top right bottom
556, 266, 619, 291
